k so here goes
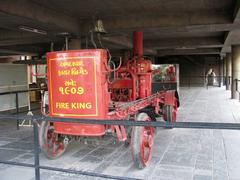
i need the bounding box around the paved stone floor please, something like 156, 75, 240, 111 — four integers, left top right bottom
1, 87, 240, 180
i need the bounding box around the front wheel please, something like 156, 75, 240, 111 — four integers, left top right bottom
39, 121, 68, 159
131, 113, 154, 169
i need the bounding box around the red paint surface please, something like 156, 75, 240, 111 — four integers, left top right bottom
47, 49, 110, 135
133, 31, 143, 57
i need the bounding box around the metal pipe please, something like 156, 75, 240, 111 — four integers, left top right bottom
16, 93, 19, 130
133, 31, 143, 57
90, 31, 97, 49
3, 114, 240, 130
65, 36, 69, 50
50, 42, 54, 52
33, 119, 40, 180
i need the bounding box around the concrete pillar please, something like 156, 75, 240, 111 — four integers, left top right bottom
226, 53, 232, 90
231, 45, 240, 99
69, 38, 81, 50
223, 56, 227, 85
219, 58, 223, 87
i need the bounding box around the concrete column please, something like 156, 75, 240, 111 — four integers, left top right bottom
226, 53, 232, 90
223, 56, 227, 85
219, 58, 223, 87
231, 45, 240, 99
69, 38, 81, 50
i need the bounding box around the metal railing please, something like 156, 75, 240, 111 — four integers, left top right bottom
180, 75, 226, 89
1, 113, 240, 179
0, 84, 240, 179
0, 88, 44, 129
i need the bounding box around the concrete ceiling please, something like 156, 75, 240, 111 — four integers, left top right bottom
0, 0, 238, 58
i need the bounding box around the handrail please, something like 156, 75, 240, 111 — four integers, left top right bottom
180, 75, 229, 89
1, 114, 240, 180
0, 88, 46, 96
0, 88, 46, 129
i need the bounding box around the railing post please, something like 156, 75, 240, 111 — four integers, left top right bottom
33, 119, 40, 180
188, 77, 190, 89
218, 75, 221, 87
206, 76, 208, 90
16, 92, 19, 130
235, 79, 238, 92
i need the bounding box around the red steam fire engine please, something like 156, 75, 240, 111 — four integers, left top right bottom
39, 31, 179, 169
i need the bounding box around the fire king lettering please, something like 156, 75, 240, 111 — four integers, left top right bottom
56, 102, 69, 109
55, 102, 92, 109
71, 102, 92, 109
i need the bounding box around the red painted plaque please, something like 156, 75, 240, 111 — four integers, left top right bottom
47, 49, 109, 136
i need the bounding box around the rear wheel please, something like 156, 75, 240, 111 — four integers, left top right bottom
131, 113, 154, 169
163, 99, 177, 129
39, 121, 68, 159
163, 105, 176, 122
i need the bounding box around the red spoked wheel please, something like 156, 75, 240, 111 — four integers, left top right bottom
131, 113, 154, 169
39, 121, 67, 159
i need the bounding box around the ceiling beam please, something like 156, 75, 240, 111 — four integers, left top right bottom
221, 0, 240, 54
0, 29, 35, 39
0, 36, 59, 46
138, 23, 240, 40
233, 0, 240, 23
0, 0, 80, 33
102, 36, 132, 49
0, 29, 62, 46
102, 36, 157, 55
0, 48, 34, 55
0, 0, 233, 57
144, 37, 223, 49
157, 48, 221, 56
103, 12, 232, 32
0, 44, 44, 56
